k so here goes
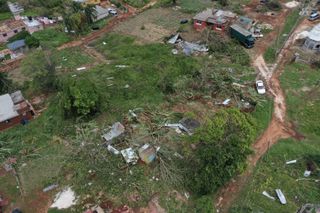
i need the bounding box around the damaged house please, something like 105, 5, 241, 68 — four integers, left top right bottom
193, 9, 236, 31
303, 24, 320, 52
0, 91, 35, 131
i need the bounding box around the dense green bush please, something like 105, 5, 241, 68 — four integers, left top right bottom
188, 109, 257, 195
60, 78, 101, 117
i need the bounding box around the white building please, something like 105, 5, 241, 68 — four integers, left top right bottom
303, 24, 320, 51
23, 17, 43, 34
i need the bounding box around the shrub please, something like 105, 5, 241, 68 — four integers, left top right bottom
60, 78, 101, 117
188, 109, 257, 195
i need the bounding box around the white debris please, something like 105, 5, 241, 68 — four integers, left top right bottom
275, 189, 287, 205
103, 42, 107, 45
223, 99, 231, 105
121, 148, 139, 164
102, 122, 125, 142
50, 187, 77, 209
172, 49, 178, 55
107, 145, 120, 155
286, 160, 297, 165
43, 184, 59, 193
304, 170, 311, 177
262, 191, 275, 200
285, 1, 300, 8
115, 65, 128, 68
76, 67, 86, 71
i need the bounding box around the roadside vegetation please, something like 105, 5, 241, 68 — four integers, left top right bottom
230, 63, 320, 212
264, 9, 301, 63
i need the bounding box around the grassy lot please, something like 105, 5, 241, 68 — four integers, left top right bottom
1, 32, 273, 212
52, 47, 95, 70
33, 27, 73, 48
230, 63, 320, 212
0, 12, 11, 21
264, 9, 301, 63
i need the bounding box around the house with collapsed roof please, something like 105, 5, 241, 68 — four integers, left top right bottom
193, 9, 236, 31
7, 2, 24, 19
0, 91, 35, 131
0, 20, 26, 43
303, 24, 320, 52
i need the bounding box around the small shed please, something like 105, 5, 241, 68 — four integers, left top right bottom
7, 39, 27, 54
303, 24, 320, 51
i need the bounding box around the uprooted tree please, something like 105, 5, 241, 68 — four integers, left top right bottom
187, 108, 257, 195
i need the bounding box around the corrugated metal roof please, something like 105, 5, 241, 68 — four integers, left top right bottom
0, 94, 19, 122
230, 24, 252, 37
7, 39, 26, 51
308, 24, 320, 42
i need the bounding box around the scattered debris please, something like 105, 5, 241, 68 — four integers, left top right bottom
50, 187, 77, 209
179, 118, 200, 135
286, 159, 297, 165
107, 145, 120, 155
298, 204, 320, 213
43, 184, 59, 192
3, 157, 17, 172
223, 99, 231, 106
138, 144, 156, 164
304, 170, 311, 177
275, 189, 287, 205
85, 205, 104, 213
121, 148, 139, 164
179, 41, 209, 56
167, 33, 183, 44
165, 118, 200, 135
172, 49, 178, 55
102, 122, 125, 143
262, 191, 275, 200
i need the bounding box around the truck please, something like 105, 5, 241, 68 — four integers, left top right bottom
230, 24, 255, 48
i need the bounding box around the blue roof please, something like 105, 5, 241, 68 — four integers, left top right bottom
7, 39, 26, 51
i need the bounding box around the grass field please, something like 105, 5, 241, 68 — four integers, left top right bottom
33, 27, 73, 48
1, 31, 273, 212
230, 63, 320, 212
0, 11, 11, 21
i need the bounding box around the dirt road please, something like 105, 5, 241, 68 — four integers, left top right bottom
215, 16, 311, 213
57, 0, 158, 50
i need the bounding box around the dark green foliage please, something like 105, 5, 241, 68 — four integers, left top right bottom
8, 31, 31, 43
63, 2, 97, 34
194, 196, 216, 213
8, 30, 40, 48
0, 72, 12, 94
25, 35, 40, 48
0, 0, 9, 13
60, 78, 101, 117
266, 0, 282, 11
188, 109, 257, 195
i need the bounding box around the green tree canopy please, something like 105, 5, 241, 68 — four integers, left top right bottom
188, 108, 257, 195
60, 77, 100, 117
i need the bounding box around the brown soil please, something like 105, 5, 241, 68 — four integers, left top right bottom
58, 0, 158, 50
215, 9, 312, 213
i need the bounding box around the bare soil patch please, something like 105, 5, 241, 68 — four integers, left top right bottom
113, 8, 192, 43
